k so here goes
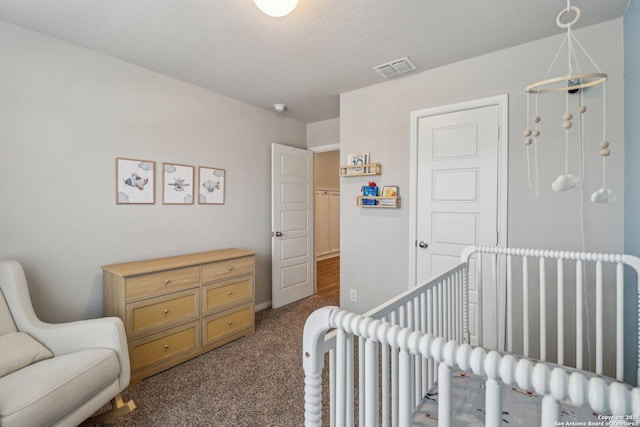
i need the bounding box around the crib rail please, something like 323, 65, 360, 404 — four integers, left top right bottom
306, 263, 465, 427
462, 246, 640, 383
303, 306, 640, 427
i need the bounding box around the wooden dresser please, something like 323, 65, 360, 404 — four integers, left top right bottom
102, 249, 255, 384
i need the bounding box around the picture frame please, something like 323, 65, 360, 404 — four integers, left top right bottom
198, 166, 225, 205
116, 157, 155, 204
163, 163, 194, 205
347, 153, 369, 175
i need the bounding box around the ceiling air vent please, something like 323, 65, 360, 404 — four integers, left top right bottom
372, 57, 418, 79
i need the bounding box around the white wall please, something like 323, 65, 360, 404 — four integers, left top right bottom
306, 118, 340, 148
340, 19, 625, 312
314, 150, 340, 191
0, 21, 306, 322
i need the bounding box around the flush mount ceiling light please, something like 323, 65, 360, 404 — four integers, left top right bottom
253, 0, 298, 17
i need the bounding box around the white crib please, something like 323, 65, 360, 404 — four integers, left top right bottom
303, 246, 640, 426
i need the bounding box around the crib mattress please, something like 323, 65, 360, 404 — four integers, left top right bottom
411, 367, 614, 426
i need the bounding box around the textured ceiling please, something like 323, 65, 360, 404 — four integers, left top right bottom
0, 0, 630, 123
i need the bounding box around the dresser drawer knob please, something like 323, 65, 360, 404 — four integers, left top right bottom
164, 280, 171, 285
164, 344, 170, 350
163, 309, 169, 314
228, 266, 234, 271
227, 321, 233, 325
227, 291, 233, 296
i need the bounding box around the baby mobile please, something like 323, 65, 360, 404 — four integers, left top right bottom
524, 0, 614, 204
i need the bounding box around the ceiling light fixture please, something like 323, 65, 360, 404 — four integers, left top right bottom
253, 0, 298, 18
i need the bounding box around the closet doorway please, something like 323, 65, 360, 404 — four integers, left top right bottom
313, 148, 340, 304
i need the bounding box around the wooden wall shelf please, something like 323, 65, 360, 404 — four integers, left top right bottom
356, 196, 401, 208
339, 163, 382, 177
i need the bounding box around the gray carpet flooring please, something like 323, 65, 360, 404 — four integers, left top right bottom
99, 295, 336, 427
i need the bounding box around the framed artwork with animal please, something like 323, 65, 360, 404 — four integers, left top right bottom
116, 157, 155, 204
198, 166, 225, 205
163, 163, 195, 205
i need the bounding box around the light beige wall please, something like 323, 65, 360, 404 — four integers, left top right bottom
307, 118, 340, 148
340, 19, 624, 313
314, 151, 340, 191
0, 20, 306, 321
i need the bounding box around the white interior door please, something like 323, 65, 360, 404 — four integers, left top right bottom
415, 104, 501, 348
271, 143, 315, 309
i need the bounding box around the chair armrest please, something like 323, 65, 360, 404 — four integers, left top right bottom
26, 317, 131, 391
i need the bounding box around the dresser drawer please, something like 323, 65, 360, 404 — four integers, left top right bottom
202, 304, 253, 347
201, 256, 254, 283
125, 266, 199, 301
130, 321, 200, 373
201, 276, 253, 315
126, 289, 199, 337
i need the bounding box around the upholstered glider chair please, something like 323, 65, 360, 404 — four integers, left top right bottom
0, 260, 135, 427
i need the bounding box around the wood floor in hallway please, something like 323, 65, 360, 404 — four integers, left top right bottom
316, 256, 339, 304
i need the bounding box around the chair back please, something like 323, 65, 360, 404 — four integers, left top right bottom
0, 261, 22, 335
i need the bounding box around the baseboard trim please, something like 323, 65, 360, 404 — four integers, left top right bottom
316, 252, 340, 262
255, 301, 272, 312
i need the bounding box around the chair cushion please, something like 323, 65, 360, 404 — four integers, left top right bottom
0, 348, 120, 427
0, 332, 53, 378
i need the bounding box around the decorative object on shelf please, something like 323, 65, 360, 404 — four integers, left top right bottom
361, 181, 378, 205
382, 186, 398, 197
163, 163, 194, 205
347, 153, 369, 175
523, 0, 612, 204
356, 196, 401, 208
198, 166, 225, 205
253, 0, 298, 17
116, 158, 155, 204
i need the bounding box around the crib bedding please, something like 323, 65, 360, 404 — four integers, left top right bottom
411, 366, 615, 426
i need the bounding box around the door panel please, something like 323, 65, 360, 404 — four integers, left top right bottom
272, 144, 314, 308
416, 105, 499, 348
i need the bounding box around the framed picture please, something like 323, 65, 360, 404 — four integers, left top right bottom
198, 167, 225, 205
163, 163, 194, 205
347, 153, 368, 175
382, 186, 398, 197
116, 157, 155, 204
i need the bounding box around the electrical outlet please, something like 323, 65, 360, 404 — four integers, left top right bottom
349, 289, 357, 302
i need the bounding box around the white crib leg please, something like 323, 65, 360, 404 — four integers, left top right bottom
438, 363, 453, 427
541, 395, 560, 426
485, 378, 502, 427
346, 334, 354, 427
335, 330, 347, 427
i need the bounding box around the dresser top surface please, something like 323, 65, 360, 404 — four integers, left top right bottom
102, 248, 255, 277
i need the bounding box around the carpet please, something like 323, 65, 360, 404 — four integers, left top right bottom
97, 295, 337, 427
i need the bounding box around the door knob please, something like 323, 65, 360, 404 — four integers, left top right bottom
418, 241, 429, 248
274, 231, 283, 237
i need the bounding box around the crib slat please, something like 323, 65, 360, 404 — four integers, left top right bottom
540, 257, 547, 361
398, 349, 411, 427
364, 339, 379, 427
358, 336, 365, 425
390, 312, 399, 427
330, 348, 336, 427
507, 255, 513, 353
523, 256, 530, 357
576, 260, 584, 370
485, 378, 502, 427
335, 330, 347, 427
557, 259, 564, 366
346, 334, 354, 427
596, 261, 603, 375
541, 395, 561, 426
617, 262, 624, 381
381, 316, 390, 427
438, 363, 453, 427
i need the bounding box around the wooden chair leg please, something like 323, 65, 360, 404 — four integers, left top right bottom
82, 394, 136, 425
